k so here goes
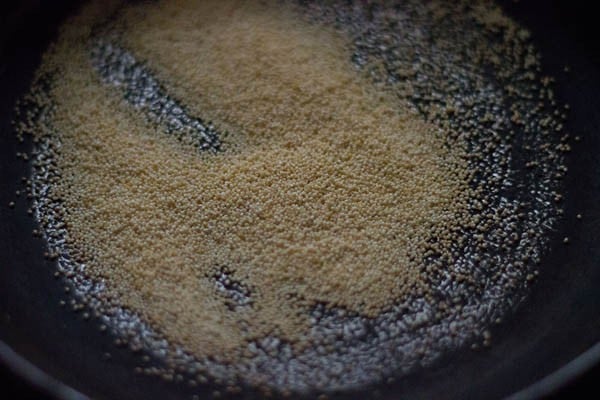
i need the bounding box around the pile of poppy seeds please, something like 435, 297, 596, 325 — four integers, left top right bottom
14, 0, 571, 396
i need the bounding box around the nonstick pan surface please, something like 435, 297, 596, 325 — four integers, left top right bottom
1, 1, 600, 399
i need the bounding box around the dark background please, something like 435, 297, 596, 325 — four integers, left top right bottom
1, 0, 599, 399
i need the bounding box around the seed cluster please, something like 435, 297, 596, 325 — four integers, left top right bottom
14, 0, 570, 395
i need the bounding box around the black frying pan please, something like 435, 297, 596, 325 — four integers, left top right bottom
1, 1, 600, 399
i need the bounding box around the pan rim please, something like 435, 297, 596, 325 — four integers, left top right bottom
0, 340, 87, 400
506, 341, 600, 399
1, 337, 599, 399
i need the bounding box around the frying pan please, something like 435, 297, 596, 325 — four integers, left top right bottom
1, 0, 599, 399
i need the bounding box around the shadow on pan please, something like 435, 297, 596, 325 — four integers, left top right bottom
1, 0, 599, 399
